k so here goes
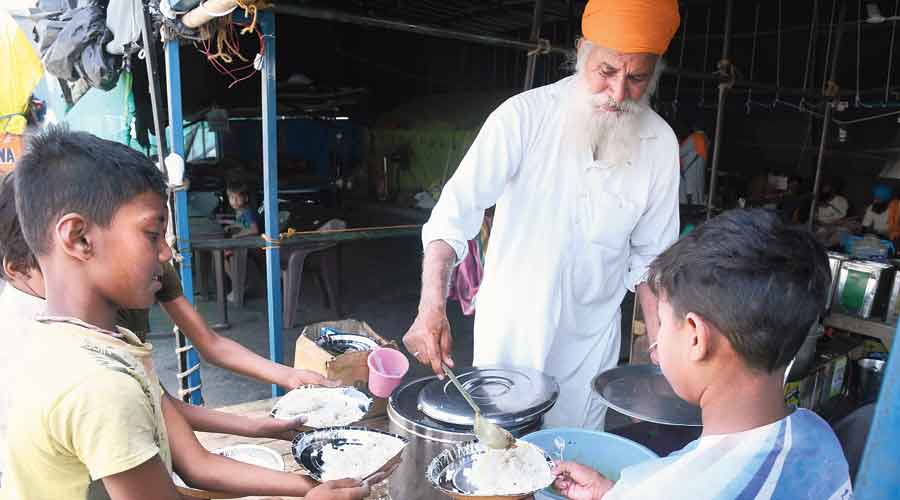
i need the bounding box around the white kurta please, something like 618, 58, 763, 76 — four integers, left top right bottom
422, 76, 680, 429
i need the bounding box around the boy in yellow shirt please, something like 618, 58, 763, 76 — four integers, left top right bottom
1, 126, 378, 500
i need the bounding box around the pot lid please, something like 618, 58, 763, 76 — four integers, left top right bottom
592, 364, 701, 427
416, 366, 559, 427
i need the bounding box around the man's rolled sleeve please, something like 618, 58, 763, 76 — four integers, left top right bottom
625, 137, 681, 291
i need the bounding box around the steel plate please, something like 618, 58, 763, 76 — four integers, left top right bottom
271, 386, 372, 427
291, 426, 408, 482
315, 332, 379, 355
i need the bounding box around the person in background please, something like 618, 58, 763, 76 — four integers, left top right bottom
815, 179, 849, 225
861, 183, 900, 241
225, 180, 260, 238
777, 176, 808, 224
222, 179, 260, 303
553, 209, 850, 500
678, 123, 708, 206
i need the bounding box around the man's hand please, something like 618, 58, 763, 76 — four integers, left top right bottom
282, 368, 341, 390
553, 462, 615, 500
403, 305, 453, 376
254, 415, 309, 441
304, 478, 371, 500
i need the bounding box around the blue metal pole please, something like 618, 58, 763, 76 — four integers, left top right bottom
164, 40, 203, 405
259, 11, 284, 398
854, 326, 900, 499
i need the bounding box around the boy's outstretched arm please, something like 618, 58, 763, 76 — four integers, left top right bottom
101, 456, 182, 500
164, 395, 343, 497
164, 392, 309, 441
161, 295, 339, 389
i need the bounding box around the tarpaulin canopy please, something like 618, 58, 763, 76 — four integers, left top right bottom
0, 9, 43, 172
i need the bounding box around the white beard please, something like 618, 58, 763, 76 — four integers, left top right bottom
564, 75, 649, 167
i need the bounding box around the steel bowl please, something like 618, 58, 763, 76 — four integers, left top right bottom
426, 441, 555, 500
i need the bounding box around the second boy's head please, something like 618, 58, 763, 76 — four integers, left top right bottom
226, 182, 251, 211
647, 209, 831, 404
15, 126, 171, 312
0, 174, 44, 297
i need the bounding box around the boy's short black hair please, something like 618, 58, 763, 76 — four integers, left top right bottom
14, 125, 167, 256
0, 174, 38, 278
647, 209, 831, 373
226, 180, 251, 195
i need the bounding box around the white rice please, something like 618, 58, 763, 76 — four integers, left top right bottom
273, 387, 367, 428
465, 441, 554, 495
319, 434, 406, 482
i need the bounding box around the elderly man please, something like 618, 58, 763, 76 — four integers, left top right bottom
403, 0, 682, 429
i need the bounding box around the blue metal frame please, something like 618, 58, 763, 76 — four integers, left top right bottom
259, 11, 285, 398
853, 326, 900, 499
164, 40, 203, 405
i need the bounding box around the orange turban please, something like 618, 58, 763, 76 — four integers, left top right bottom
582, 0, 681, 55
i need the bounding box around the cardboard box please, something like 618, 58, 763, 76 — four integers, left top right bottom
294, 319, 400, 417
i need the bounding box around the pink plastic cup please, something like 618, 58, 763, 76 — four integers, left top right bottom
367, 348, 409, 398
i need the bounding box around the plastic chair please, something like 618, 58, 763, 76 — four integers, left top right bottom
282, 219, 345, 328
227, 248, 249, 307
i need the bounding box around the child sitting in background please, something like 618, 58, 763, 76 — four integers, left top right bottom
1, 126, 378, 500
553, 209, 851, 500
225, 180, 260, 238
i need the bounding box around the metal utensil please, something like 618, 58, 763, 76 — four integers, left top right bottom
553, 436, 566, 463
442, 364, 516, 450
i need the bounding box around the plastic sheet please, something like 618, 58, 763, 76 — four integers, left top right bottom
40, 4, 121, 91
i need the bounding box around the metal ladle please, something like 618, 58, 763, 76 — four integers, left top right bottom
442, 364, 516, 450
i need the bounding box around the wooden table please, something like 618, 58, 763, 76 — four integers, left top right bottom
183, 399, 392, 500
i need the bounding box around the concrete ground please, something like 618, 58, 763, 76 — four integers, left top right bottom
148, 202, 634, 428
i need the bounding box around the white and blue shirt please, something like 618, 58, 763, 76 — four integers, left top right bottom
606, 409, 852, 500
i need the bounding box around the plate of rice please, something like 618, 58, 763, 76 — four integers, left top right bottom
427, 440, 556, 500
271, 386, 372, 428
291, 427, 408, 483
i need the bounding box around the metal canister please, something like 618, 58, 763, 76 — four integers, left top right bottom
826, 252, 848, 310
834, 260, 896, 319
856, 358, 886, 404
885, 263, 900, 325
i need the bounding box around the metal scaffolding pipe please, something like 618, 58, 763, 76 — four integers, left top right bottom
809, 2, 848, 229
523, 0, 546, 90
706, 0, 734, 220
673, 17, 887, 43
272, 4, 571, 56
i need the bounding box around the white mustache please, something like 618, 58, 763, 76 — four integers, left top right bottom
587, 94, 642, 115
